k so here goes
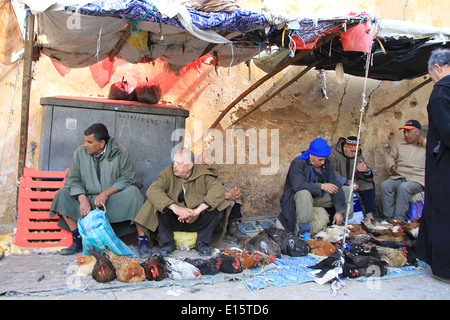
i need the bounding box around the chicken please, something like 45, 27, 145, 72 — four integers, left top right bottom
141, 253, 168, 281
309, 253, 341, 270
251, 251, 276, 268
307, 239, 336, 256
346, 224, 368, 237
308, 253, 359, 279
314, 225, 347, 243
164, 258, 202, 280
243, 230, 281, 257
369, 237, 406, 249
222, 248, 255, 269
218, 253, 243, 273
184, 256, 222, 275
75, 253, 97, 276
87, 247, 116, 283
263, 227, 309, 257
349, 255, 388, 277
377, 246, 408, 267
104, 246, 145, 283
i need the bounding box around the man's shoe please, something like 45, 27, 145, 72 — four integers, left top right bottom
195, 241, 211, 256
139, 244, 152, 259
60, 242, 82, 255
159, 241, 175, 256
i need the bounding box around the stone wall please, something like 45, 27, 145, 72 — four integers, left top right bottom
0, 0, 447, 223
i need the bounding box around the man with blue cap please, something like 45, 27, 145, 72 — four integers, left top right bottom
278, 138, 353, 239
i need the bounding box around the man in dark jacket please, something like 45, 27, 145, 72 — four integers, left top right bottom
278, 138, 353, 239
417, 48, 450, 283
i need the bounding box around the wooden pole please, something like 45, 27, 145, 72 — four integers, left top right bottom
208, 24, 356, 130
373, 77, 432, 116
17, 12, 34, 179
231, 61, 318, 127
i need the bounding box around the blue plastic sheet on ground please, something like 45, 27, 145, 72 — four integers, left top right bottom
245, 254, 431, 291
245, 255, 320, 291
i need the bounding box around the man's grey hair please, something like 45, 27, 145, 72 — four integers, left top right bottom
428, 48, 450, 70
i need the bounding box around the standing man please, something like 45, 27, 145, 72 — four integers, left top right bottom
329, 136, 376, 222
50, 123, 144, 255
134, 148, 231, 256
278, 138, 353, 239
417, 49, 450, 283
380, 120, 426, 221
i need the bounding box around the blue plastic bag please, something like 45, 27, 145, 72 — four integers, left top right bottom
77, 207, 136, 257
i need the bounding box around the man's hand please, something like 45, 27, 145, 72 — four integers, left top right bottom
94, 187, 119, 208
168, 204, 196, 223
390, 165, 400, 175
356, 159, 369, 173
184, 203, 210, 223
78, 194, 91, 217
321, 183, 339, 194
225, 186, 242, 201
333, 211, 344, 225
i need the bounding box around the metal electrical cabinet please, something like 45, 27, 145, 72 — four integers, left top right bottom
39, 96, 189, 197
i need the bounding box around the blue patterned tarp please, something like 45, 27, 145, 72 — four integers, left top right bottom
69, 0, 270, 32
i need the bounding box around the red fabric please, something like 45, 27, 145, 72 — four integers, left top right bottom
51, 60, 71, 77
89, 57, 128, 88
340, 21, 372, 53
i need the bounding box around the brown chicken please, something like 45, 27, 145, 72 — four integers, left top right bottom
105, 246, 145, 283
87, 247, 116, 283
346, 224, 368, 237
75, 253, 97, 276
222, 248, 255, 269
307, 239, 336, 256
377, 246, 408, 267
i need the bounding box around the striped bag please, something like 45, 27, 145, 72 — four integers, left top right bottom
77, 207, 135, 257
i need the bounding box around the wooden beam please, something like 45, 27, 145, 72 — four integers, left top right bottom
231, 61, 318, 126
208, 24, 356, 130
109, 24, 132, 61
373, 77, 432, 116
17, 12, 34, 179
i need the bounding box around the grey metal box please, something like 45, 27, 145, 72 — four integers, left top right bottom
39, 96, 189, 197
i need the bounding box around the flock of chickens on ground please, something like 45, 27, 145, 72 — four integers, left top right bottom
75, 218, 421, 284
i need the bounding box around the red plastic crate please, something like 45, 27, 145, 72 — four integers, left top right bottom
15, 167, 73, 248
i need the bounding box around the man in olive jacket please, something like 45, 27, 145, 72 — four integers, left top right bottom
329, 136, 376, 221
134, 148, 231, 256
50, 123, 144, 255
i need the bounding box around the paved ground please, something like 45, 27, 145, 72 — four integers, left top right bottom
0, 245, 448, 302
1, 220, 448, 308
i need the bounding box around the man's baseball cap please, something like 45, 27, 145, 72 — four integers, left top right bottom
399, 119, 421, 130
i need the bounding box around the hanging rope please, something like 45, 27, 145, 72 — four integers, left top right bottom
332, 46, 373, 290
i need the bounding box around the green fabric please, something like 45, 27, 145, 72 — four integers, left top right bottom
49, 138, 144, 237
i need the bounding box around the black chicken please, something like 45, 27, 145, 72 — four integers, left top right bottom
263, 227, 309, 257
184, 257, 222, 275
87, 247, 116, 283
243, 230, 281, 257
217, 253, 243, 273
349, 255, 388, 277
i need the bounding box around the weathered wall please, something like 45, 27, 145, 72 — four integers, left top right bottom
0, 0, 448, 225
